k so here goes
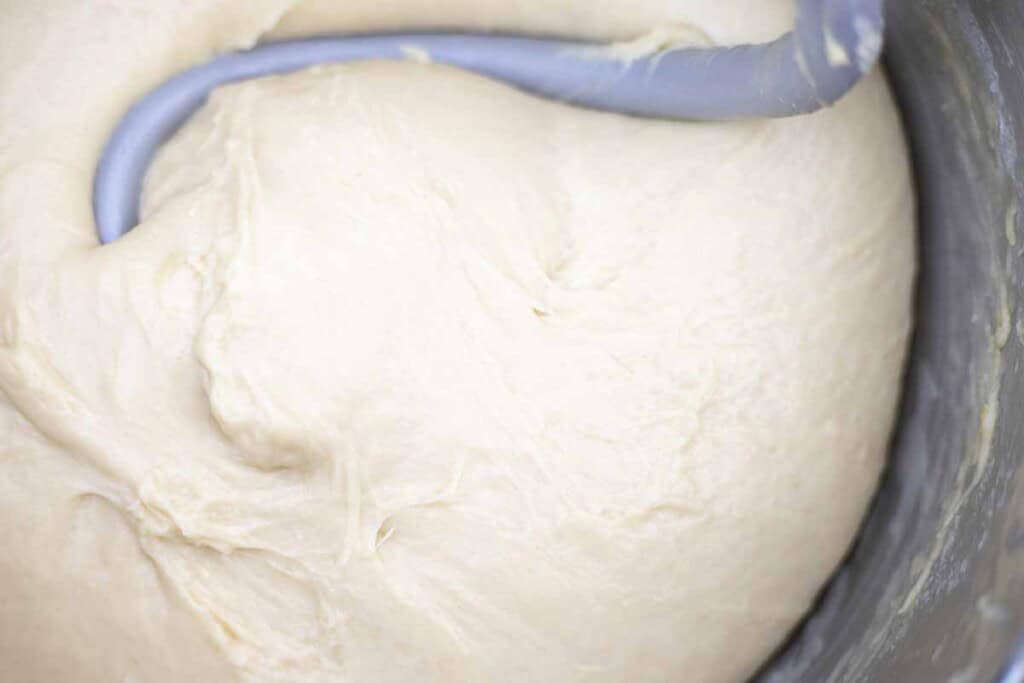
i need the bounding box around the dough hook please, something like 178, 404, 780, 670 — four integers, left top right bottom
94, 0, 885, 244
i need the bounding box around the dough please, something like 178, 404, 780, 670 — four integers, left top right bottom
0, 2, 915, 682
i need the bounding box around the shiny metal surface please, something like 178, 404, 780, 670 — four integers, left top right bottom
761, 2, 1024, 681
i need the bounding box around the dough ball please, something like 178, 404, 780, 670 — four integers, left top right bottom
0, 2, 915, 682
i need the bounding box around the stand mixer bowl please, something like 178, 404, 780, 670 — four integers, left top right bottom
761, 2, 1024, 681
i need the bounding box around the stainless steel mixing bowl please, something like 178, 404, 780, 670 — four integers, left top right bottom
760, 2, 1024, 681
60, 2, 1024, 680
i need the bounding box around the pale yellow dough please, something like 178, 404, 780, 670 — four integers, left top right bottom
0, 2, 915, 682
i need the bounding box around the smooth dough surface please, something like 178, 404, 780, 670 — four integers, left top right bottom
0, 2, 915, 682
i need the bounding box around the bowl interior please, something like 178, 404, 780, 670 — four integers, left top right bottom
759, 2, 1024, 681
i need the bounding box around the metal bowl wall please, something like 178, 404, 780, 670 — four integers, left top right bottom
761, 2, 1024, 681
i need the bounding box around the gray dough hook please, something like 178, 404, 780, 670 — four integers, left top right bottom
94, 0, 885, 244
